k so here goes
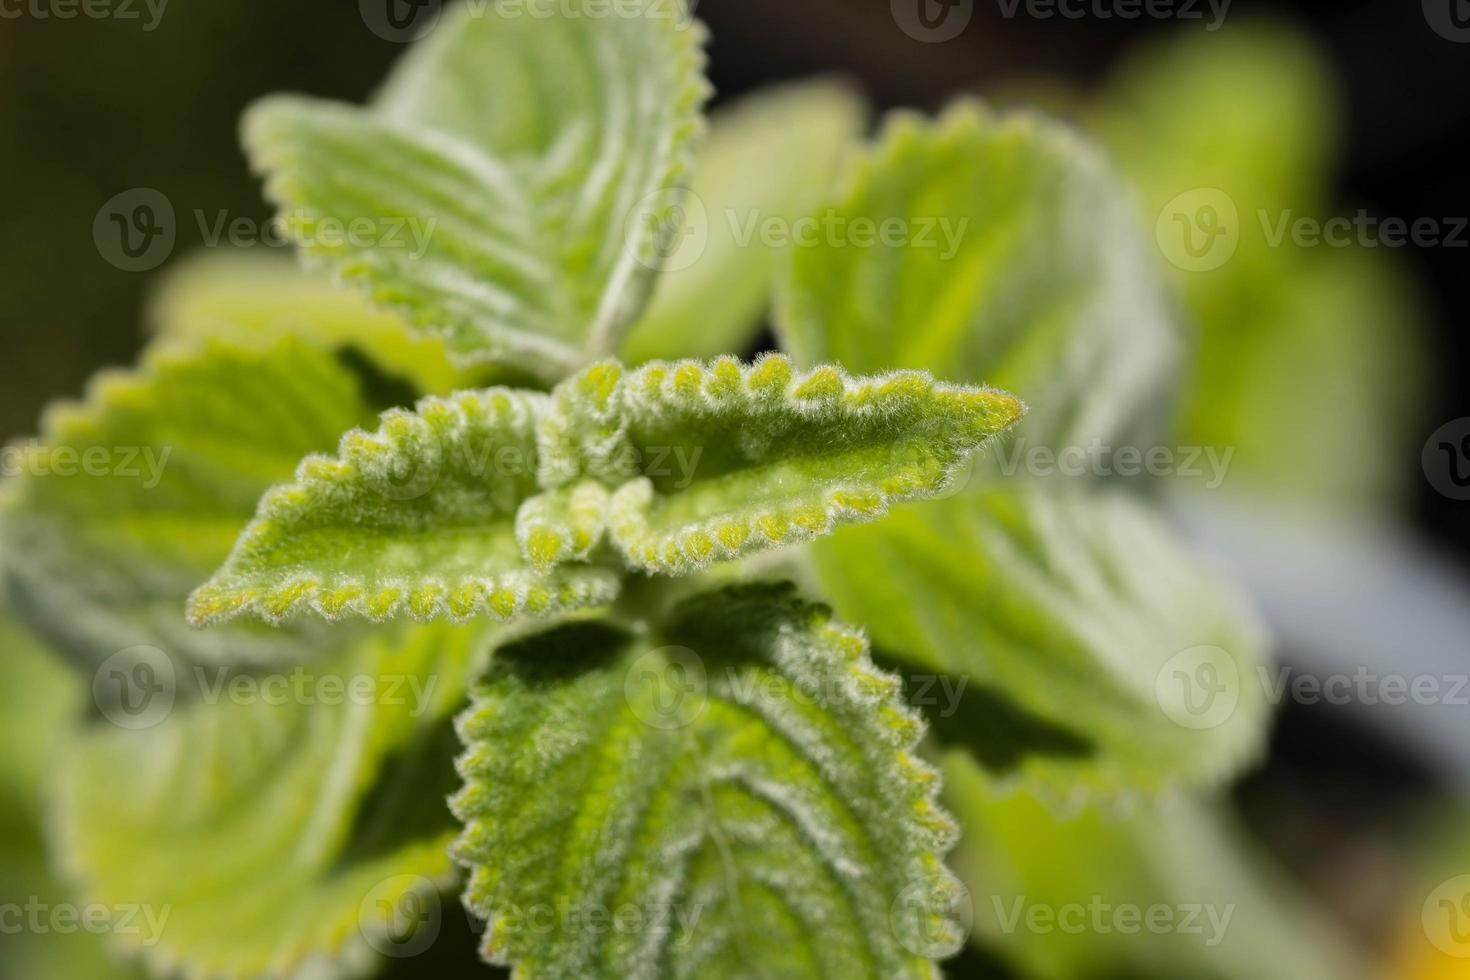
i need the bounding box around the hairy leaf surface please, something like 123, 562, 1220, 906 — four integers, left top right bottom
620, 80, 866, 364
775, 101, 1177, 453
57, 622, 489, 980
189, 388, 619, 626
0, 338, 379, 664
244, 0, 709, 377
810, 488, 1268, 797
451, 583, 961, 978
551, 355, 1025, 574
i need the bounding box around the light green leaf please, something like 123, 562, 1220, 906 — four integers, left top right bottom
620, 79, 866, 364
451, 583, 961, 978
775, 100, 1178, 453
0, 338, 380, 665
943, 750, 1369, 980
147, 250, 509, 396
810, 487, 1269, 798
188, 387, 620, 626
56, 621, 489, 980
244, 0, 710, 378
552, 355, 1025, 575
0, 611, 80, 834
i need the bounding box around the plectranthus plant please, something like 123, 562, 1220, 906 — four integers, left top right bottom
0, 2, 1288, 979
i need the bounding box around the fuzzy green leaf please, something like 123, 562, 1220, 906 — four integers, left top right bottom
451, 583, 961, 978
550, 355, 1025, 574
0, 338, 380, 665
775, 101, 1178, 452
810, 488, 1269, 798
244, 0, 709, 378
188, 387, 620, 626
620, 79, 866, 364
56, 621, 489, 980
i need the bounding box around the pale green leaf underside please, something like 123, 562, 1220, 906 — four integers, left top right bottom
451, 583, 961, 978
619, 79, 866, 364
244, 0, 709, 377
810, 488, 1268, 798
559, 355, 1025, 574
943, 751, 1368, 980
775, 101, 1178, 454
0, 338, 379, 665
56, 622, 490, 980
188, 387, 620, 626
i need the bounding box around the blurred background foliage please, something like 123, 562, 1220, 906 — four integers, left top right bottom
3, 1, 1470, 978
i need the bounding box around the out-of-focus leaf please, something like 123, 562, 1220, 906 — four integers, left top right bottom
189, 387, 620, 626
776, 101, 1179, 454
452, 583, 961, 978
0, 338, 379, 665
620, 79, 866, 364
245, 0, 710, 378
810, 488, 1269, 798
943, 750, 1369, 980
56, 621, 490, 980
147, 251, 499, 396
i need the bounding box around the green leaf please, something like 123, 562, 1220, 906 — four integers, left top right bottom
0, 338, 381, 665
147, 250, 507, 396
55, 621, 489, 980
809, 487, 1269, 798
775, 100, 1178, 452
942, 750, 1369, 980
244, 0, 710, 378
620, 79, 866, 364
0, 611, 80, 835
552, 355, 1025, 575
188, 387, 620, 626
451, 582, 962, 978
